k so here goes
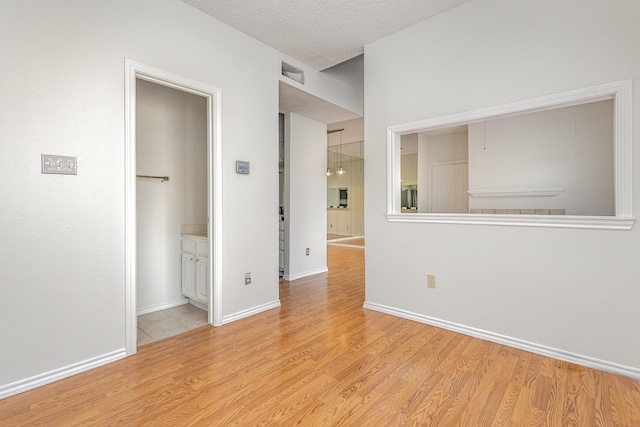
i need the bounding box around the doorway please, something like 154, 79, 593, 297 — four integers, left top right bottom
135, 79, 207, 345
326, 136, 365, 248
124, 60, 222, 355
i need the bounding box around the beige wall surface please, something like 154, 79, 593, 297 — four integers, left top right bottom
0, 0, 279, 391
364, 0, 640, 374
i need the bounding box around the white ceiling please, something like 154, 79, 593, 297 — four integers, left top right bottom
183, 0, 470, 71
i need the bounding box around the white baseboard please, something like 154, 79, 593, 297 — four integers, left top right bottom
283, 267, 328, 281
0, 349, 127, 400
186, 298, 207, 312
223, 300, 281, 324
327, 235, 365, 243
363, 301, 640, 381
327, 242, 365, 249
137, 298, 188, 315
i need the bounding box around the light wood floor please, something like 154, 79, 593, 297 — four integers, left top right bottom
2, 245, 640, 425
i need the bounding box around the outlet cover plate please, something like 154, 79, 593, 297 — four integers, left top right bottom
427, 274, 436, 289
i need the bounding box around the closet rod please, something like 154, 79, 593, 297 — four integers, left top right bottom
137, 175, 170, 182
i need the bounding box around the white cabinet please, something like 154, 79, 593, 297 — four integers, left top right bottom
181, 235, 208, 306
327, 209, 337, 234
337, 209, 351, 236
195, 256, 208, 303
327, 208, 351, 237
181, 252, 197, 298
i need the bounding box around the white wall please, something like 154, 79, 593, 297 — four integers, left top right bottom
348, 156, 365, 236
364, 0, 640, 375
284, 113, 328, 279
401, 154, 418, 186
468, 100, 614, 215
280, 54, 364, 117
328, 117, 364, 147
136, 79, 207, 312
321, 55, 365, 111
0, 0, 279, 393
416, 130, 468, 212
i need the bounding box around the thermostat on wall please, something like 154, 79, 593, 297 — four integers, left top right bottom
236, 160, 250, 174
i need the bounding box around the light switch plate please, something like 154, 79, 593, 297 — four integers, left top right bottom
42, 154, 77, 175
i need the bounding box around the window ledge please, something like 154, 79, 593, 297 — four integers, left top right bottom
386, 213, 635, 230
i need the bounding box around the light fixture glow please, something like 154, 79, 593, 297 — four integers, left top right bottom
337, 129, 346, 175
327, 127, 346, 176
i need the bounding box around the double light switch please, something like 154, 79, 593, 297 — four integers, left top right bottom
41, 155, 77, 175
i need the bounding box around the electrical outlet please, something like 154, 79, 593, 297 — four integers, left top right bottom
245, 272, 251, 285
427, 274, 436, 289
306, 248, 309, 256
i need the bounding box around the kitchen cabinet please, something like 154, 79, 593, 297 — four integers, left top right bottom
327, 208, 351, 237
181, 235, 209, 306
327, 209, 337, 234
336, 209, 351, 236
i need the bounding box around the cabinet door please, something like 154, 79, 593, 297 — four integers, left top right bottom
337, 210, 351, 236
182, 253, 196, 299
327, 209, 338, 234
195, 256, 209, 304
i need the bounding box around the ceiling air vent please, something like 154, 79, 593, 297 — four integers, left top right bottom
281, 62, 304, 85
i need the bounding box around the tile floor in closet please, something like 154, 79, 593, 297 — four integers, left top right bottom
137, 303, 208, 346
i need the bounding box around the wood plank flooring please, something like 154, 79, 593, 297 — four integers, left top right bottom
2, 245, 640, 425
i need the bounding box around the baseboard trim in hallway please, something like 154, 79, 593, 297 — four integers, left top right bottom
0, 349, 126, 400
283, 267, 328, 281
222, 300, 281, 324
363, 301, 640, 381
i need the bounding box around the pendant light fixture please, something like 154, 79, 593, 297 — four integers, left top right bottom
327, 128, 346, 176
336, 129, 346, 175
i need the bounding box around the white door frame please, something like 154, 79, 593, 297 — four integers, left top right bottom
124, 59, 223, 356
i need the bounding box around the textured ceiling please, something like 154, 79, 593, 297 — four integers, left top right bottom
183, 0, 470, 70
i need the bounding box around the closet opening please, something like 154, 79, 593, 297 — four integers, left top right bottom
124, 60, 222, 355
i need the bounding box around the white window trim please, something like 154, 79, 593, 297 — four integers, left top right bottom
386, 80, 634, 230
